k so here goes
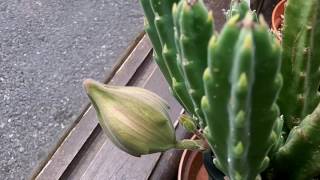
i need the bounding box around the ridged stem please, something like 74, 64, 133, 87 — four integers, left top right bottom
173, 0, 213, 127
278, 0, 320, 130
202, 15, 282, 180
140, 0, 196, 117
273, 103, 320, 179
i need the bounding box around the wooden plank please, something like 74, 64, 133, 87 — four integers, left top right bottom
148, 123, 192, 180
35, 34, 152, 180
59, 127, 107, 180
78, 67, 183, 180
127, 53, 157, 87
108, 35, 152, 86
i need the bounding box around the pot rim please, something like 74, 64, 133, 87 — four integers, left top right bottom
271, 0, 286, 31
178, 135, 197, 180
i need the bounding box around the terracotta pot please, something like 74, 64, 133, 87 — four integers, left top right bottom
178, 135, 207, 180
178, 149, 208, 180
178, 135, 225, 180
271, 0, 286, 40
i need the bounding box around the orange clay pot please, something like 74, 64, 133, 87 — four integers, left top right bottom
272, 0, 286, 40
178, 148, 209, 180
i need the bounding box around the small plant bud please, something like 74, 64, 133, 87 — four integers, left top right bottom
179, 114, 197, 132
83, 79, 177, 157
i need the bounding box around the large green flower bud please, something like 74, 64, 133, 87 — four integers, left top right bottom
83, 79, 177, 157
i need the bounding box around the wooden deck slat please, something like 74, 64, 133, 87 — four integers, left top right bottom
35, 35, 152, 180
108, 35, 152, 86
59, 127, 107, 180
148, 123, 192, 180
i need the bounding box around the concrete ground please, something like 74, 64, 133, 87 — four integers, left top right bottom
0, 0, 143, 179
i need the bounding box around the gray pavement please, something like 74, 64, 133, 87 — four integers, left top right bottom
0, 1, 143, 179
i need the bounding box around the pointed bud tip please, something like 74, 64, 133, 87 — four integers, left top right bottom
238, 73, 248, 91
208, 35, 217, 49
243, 34, 253, 49
233, 141, 244, 157
203, 68, 211, 81
83, 79, 111, 98
83, 79, 98, 93
208, 11, 214, 22
172, 3, 179, 17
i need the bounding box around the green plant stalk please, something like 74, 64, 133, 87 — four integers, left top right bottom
202, 15, 282, 180
272, 2, 320, 177
140, 0, 172, 84
140, 0, 196, 117
172, 0, 184, 79
273, 103, 320, 179
278, 0, 320, 130
172, 0, 213, 127
202, 16, 241, 174
175, 139, 207, 150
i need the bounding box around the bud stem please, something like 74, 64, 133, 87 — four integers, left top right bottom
175, 139, 208, 150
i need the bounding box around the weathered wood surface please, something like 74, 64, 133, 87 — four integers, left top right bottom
148, 124, 192, 180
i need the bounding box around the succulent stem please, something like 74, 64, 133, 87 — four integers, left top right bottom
173, 0, 213, 127
278, 0, 320, 130
202, 14, 282, 180
140, 0, 197, 118
273, 103, 320, 179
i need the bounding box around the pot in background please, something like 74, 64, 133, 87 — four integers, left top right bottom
271, 0, 286, 40
178, 149, 208, 180
178, 136, 225, 180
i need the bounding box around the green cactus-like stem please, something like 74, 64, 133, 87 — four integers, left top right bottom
202, 15, 282, 180
140, 0, 196, 117
269, 116, 284, 156
278, 0, 320, 130
202, 16, 241, 174
140, 0, 172, 84
273, 2, 320, 176
172, 0, 213, 127
141, 0, 184, 109
273, 103, 320, 179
